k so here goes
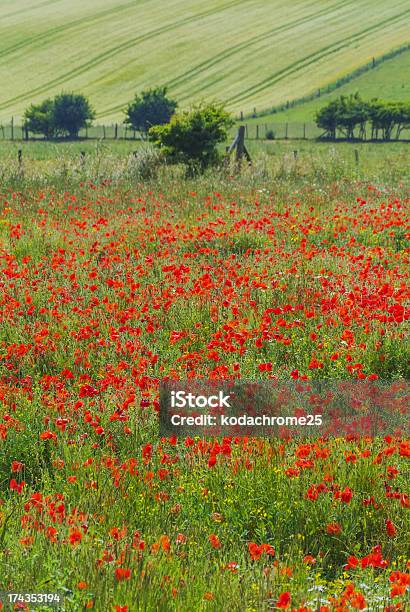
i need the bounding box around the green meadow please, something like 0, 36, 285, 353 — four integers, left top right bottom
0, 0, 409, 122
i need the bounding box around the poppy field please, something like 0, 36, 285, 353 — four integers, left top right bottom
0, 155, 409, 610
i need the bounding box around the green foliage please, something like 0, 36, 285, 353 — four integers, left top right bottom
368, 99, 410, 140
124, 87, 177, 134
149, 102, 234, 171
315, 99, 341, 140
316, 94, 410, 140
23, 99, 56, 139
23, 93, 95, 139
52, 93, 95, 138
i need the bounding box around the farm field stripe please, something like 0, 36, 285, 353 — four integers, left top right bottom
0, 0, 247, 111
222, 8, 410, 106
0, 1, 141, 61
98, 0, 357, 118
164, 0, 355, 90
251, 43, 410, 123
0, 0, 61, 21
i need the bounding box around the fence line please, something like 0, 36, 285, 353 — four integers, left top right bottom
236, 45, 410, 124
0, 121, 409, 142
0, 122, 142, 141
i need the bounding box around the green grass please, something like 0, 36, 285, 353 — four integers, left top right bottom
0, 140, 409, 188
247, 47, 410, 124
0, 0, 409, 122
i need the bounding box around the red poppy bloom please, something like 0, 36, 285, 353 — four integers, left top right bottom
276, 592, 291, 608
9, 479, 25, 493
115, 568, 131, 581
209, 534, 221, 549
326, 522, 342, 535
386, 519, 397, 537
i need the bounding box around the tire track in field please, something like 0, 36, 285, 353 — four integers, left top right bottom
99, 0, 356, 117
0, 0, 62, 21
0, 0, 247, 111
0, 1, 140, 60
165, 0, 356, 89
215, 8, 410, 105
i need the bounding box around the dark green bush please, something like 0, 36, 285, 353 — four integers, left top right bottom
124, 87, 177, 135
24, 98, 56, 139
149, 102, 234, 172
53, 93, 95, 138
316, 94, 410, 141
24, 93, 95, 139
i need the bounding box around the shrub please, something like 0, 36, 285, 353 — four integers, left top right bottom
24, 99, 56, 139
149, 102, 234, 171
315, 99, 342, 140
52, 93, 95, 138
315, 94, 410, 141
125, 87, 177, 135
265, 129, 275, 140
23, 93, 95, 139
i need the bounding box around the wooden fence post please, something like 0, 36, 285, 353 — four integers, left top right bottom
303, 123, 306, 139
256, 125, 259, 140
354, 149, 359, 165
114, 123, 118, 139
103, 125, 106, 139
11, 117, 14, 141
226, 125, 252, 166
285, 123, 288, 139
236, 126, 245, 160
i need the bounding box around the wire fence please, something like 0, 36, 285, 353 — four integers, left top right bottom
0, 121, 409, 142
0, 122, 139, 141
234, 122, 324, 140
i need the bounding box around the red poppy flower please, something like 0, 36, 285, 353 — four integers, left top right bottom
115, 568, 131, 581
209, 534, 221, 549
385, 519, 397, 538
276, 592, 291, 608
326, 522, 342, 535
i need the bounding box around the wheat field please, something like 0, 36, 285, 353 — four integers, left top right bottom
0, 0, 409, 122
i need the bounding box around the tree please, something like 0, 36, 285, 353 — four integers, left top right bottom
23, 98, 56, 139
125, 87, 177, 135
367, 99, 385, 140
52, 93, 95, 138
336, 93, 368, 140
149, 102, 234, 172
315, 99, 340, 140
394, 101, 410, 139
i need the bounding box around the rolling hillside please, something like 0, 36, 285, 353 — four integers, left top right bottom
0, 0, 409, 123
246, 47, 410, 123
